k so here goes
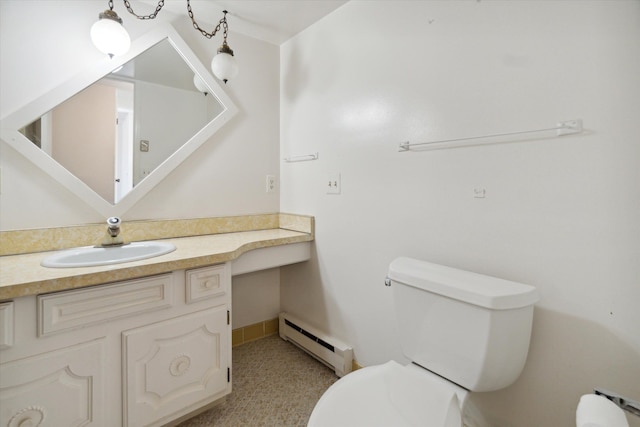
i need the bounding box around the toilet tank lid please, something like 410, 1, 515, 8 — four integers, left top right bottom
388, 257, 539, 310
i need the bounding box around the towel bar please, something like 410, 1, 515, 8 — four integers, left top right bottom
399, 119, 583, 151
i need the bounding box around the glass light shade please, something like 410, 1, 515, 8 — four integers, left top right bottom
193, 74, 209, 94
90, 13, 131, 58
211, 52, 238, 83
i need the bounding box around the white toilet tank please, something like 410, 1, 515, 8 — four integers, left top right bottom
387, 257, 539, 392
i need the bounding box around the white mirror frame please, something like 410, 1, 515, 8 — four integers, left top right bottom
0, 24, 237, 218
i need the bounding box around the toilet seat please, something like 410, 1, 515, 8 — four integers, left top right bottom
308, 361, 465, 427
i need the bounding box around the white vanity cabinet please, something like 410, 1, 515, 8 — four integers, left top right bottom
0, 338, 106, 426
0, 263, 231, 427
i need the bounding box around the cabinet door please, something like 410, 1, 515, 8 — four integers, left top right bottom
0, 339, 106, 426
122, 306, 230, 427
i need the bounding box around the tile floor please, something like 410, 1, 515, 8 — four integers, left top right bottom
177, 334, 339, 426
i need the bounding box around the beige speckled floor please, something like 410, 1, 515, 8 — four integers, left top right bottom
177, 335, 339, 427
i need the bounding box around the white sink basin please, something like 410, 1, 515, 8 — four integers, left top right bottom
41, 241, 176, 268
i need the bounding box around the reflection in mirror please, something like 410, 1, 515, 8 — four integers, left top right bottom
18, 39, 224, 204
1, 24, 237, 217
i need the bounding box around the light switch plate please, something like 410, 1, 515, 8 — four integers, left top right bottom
327, 173, 341, 194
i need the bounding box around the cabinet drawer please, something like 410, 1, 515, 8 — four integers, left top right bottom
185, 264, 229, 304
0, 301, 14, 349
38, 274, 174, 336
122, 306, 231, 426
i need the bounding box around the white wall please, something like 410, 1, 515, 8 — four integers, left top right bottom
0, 1, 281, 330
280, 1, 640, 426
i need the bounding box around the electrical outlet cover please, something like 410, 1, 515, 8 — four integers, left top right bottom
266, 175, 277, 193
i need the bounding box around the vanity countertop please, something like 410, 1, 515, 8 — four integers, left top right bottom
0, 228, 312, 300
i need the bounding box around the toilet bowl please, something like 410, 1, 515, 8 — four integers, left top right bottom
308, 361, 464, 427
308, 257, 539, 427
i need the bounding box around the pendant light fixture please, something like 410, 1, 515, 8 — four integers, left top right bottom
188, 7, 239, 84
90, 0, 238, 83
90, 1, 131, 58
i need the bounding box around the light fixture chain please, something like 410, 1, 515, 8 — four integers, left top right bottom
123, 0, 165, 20
92, 0, 237, 81
186, 1, 228, 41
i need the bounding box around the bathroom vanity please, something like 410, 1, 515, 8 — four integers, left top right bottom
0, 216, 313, 426
1, 265, 231, 426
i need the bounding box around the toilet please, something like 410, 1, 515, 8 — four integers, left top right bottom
308, 257, 539, 427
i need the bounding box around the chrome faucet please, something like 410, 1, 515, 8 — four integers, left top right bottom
107, 217, 121, 237
101, 217, 125, 246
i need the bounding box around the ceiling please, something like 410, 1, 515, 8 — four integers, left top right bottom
142, 0, 349, 45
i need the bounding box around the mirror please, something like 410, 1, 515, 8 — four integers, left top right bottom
1, 24, 237, 217
19, 39, 225, 204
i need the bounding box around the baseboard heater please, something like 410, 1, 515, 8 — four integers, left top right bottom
279, 312, 353, 377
